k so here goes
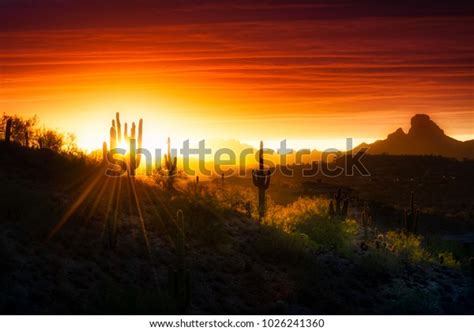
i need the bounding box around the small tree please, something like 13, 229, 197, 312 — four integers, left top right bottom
63, 132, 80, 155
1, 113, 37, 146
35, 128, 64, 152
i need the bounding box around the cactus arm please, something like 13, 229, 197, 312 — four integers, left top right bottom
138, 119, 143, 146
259, 141, 264, 171
131, 122, 136, 139
123, 123, 128, 142
167, 137, 171, 158
110, 126, 117, 150
116, 112, 122, 143
136, 119, 143, 167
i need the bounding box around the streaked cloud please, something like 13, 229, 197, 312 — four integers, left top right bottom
0, 1, 473, 147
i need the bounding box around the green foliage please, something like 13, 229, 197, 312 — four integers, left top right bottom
355, 247, 402, 279
255, 226, 315, 265
296, 217, 358, 252
437, 252, 460, 268
384, 231, 431, 264
267, 197, 327, 231
265, 197, 357, 252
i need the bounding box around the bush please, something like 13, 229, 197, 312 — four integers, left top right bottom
437, 252, 460, 268
295, 216, 357, 252
255, 226, 316, 265
383, 231, 431, 264
355, 248, 402, 280
266, 197, 327, 231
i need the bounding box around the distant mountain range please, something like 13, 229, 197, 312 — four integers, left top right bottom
112, 114, 472, 171
208, 114, 474, 165
353, 114, 474, 159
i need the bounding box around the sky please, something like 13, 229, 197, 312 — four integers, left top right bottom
1, 0, 473, 151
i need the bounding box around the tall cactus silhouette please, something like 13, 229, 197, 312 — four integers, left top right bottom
103, 112, 143, 176
252, 141, 271, 221
328, 188, 348, 219
164, 137, 177, 189
404, 191, 419, 234
5, 118, 12, 143
168, 210, 191, 312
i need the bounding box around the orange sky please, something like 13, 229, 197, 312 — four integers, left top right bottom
1, 0, 473, 151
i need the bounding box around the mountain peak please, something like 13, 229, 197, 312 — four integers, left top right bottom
387, 127, 405, 139
360, 114, 474, 159
408, 114, 444, 137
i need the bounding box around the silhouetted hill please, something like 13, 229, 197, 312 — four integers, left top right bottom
354, 114, 474, 159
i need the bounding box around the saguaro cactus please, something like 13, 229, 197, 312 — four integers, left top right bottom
103, 112, 143, 176
165, 137, 177, 189
328, 188, 349, 219
5, 118, 12, 143
252, 141, 271, 221
404, 191, 419, 234
127, 118, 143, 176
168, 210, 191, 312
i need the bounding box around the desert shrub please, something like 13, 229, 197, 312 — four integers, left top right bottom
196, 182, 257, 218
261, 197, 357, 252
295, 216, 358, 252
35, 128, 64, 152
266, 197, 328, 231
354, 248, 402, 280
255, 226, 316, 265
437, 252, 460, 268
384, 231, 431, 264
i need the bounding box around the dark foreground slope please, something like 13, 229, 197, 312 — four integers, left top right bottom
1, 143, 473, 314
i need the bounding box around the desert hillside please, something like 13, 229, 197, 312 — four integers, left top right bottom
1, 142, 473, 314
